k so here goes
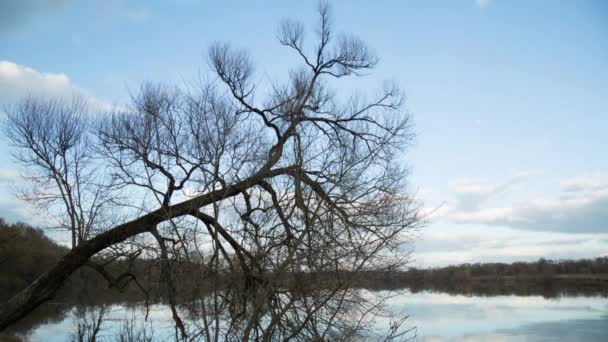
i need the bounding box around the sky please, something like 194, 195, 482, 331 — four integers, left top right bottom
0, 0, 607, 267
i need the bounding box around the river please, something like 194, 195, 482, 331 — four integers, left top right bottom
11, 291, 608, 341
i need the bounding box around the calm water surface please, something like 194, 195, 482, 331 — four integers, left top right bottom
17, 291, 608, 341
391, 292, 608, 341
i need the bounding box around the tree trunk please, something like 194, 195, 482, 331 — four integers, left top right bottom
0, 214, 155, 331
0, 167, 288, 331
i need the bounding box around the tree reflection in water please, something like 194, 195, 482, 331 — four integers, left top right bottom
53, 284, 415, 341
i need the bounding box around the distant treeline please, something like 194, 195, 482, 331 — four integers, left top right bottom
0, 218, 266, 303
410, 257, 608, 277
2, 218, 607, 302
0, 219, 68, 296
350, 257, 608, 297
0, 218, 163, 303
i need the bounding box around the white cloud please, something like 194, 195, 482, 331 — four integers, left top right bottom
436, 173, 608, 234
0, 60, 114, 112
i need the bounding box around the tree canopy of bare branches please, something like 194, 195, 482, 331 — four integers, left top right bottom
1, 3, 420, 339
3, 96, 113, 249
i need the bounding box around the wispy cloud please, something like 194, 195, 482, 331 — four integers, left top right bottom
413, 225, 608, 266
449, 171, 538, 211
561, 174, 608, 194
475, 0, 491, 9
436, 173, 608, 234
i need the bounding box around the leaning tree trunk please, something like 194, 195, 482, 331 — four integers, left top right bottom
0, 215, 154, 331
0, 167, 288, 331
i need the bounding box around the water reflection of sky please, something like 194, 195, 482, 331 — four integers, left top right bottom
27, 305, 177, 342
385, 291, 608, 341
22, 292, 608, 341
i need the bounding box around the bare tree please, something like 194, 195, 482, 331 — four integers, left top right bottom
0, 2, 420, 338
3, 96, 113, 249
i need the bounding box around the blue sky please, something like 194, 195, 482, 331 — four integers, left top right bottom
1, 0, 607, 266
